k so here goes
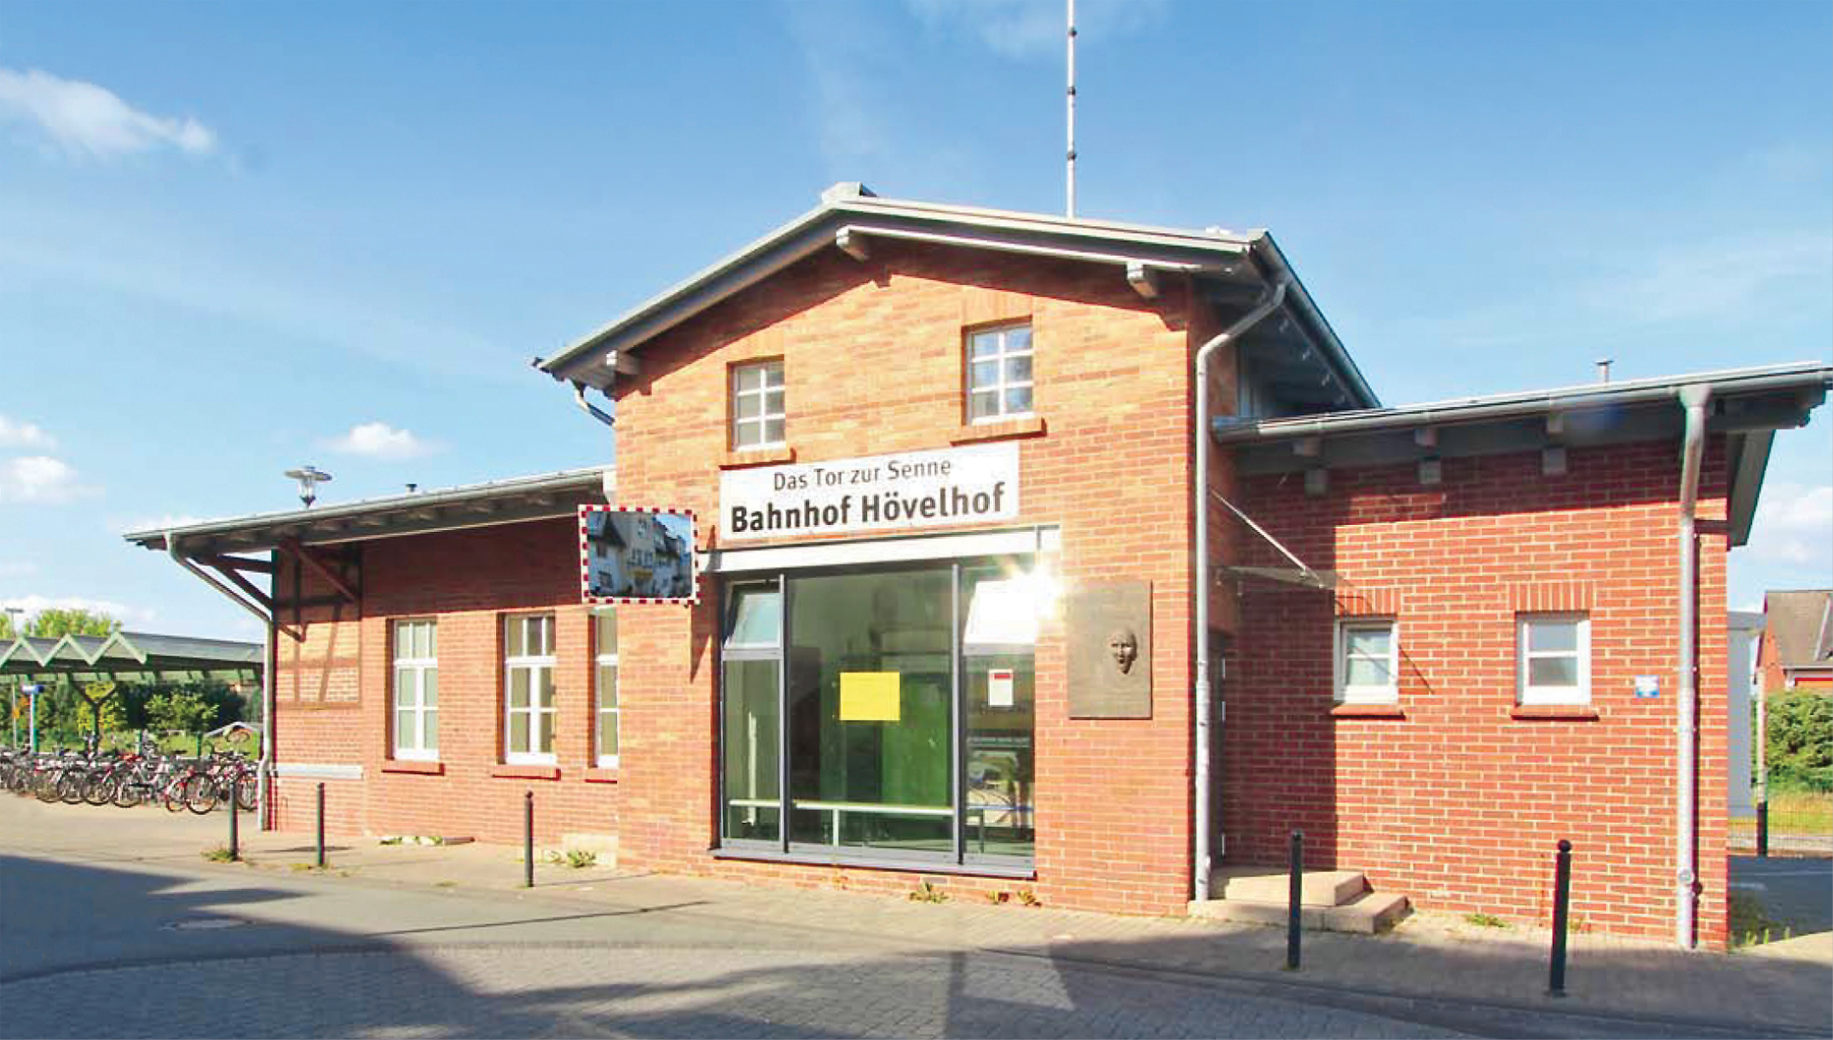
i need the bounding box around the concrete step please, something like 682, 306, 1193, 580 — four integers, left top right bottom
1187, 890, 1411, 934
1217, 867, 1368, 908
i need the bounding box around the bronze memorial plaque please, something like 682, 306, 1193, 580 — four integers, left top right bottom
1067, 580, 1151, 718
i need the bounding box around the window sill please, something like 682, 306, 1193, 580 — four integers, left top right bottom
491, 763, 561, 780
951, 416, 1046, 444
1329, 704, 1405, 719
583, 767, 620, 784
712, 846, 1036, 880
721, 446, 796, 469
1510, 705, 1600, 721
382, 759, 445, 775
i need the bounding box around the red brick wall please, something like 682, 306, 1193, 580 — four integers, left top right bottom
270, 519, 619, 844
609, 241, 1222, 915
1224, 440, 1731, 946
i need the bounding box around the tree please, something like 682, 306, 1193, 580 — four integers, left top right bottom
146, 691, 214, 736
28, 609, 121, 639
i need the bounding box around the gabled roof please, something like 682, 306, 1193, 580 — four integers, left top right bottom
537, 182, 1379, 411
1765, 590, 1833, 668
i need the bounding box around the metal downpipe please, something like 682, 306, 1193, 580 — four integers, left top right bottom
573, 382, 616, 428
1675, 385, 1709, 948
1193, 278, 1288, 903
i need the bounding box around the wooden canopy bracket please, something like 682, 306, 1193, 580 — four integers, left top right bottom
278, 537, 361, 605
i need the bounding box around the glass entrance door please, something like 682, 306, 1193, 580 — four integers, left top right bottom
787, 568, 954, 854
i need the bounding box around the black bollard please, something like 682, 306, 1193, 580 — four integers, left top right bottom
1548, 839, 1572, 996
1757, 802, 1769, 858
227, 779, 240, 862
524, 790, 535, 889
316, 782, 326, 868
1286, 829, 1304, 970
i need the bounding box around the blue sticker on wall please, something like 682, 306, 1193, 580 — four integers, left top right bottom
1634, 675, 1661, 699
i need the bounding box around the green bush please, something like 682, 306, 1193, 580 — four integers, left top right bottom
1767, 691, 1833, 793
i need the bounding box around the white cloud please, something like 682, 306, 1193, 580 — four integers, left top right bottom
0, 455, 99, 504
1741, 481, 1833, 567
1578, 232, 1833, 327
0, 560, 36, 578
906, 0, 1168, 59
0, 65, 216, 160
325, 421, 438, 461
0, 594, 156, 628
0, 415, 55, 449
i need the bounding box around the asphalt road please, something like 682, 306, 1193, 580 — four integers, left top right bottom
1729, 856, 1833, 935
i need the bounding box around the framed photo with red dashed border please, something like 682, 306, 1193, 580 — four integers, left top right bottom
579, 505, 699, 605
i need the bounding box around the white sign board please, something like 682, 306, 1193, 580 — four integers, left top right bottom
720, 443, 1019, 542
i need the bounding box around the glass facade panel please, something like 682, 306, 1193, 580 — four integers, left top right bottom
964, 654, 1034, 860
723, 658, 781, 841
718, 560, 1041, 867
727, 586, 782, 647
787, 568, 953, 853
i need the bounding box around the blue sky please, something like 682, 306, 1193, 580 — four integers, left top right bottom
1, 0, 1828, 640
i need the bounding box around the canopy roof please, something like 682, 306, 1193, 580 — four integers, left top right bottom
1213, 362, 1833, 547
0, 630, 263, 684
122, 466, 612, 557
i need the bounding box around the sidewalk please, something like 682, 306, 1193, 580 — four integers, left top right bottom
13, 799, 1833, 1036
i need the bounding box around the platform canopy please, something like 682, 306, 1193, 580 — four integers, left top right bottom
0, 631, 262, 686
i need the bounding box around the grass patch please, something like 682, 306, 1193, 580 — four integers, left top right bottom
909, 881, 948, 903
1463, 912, 1509, 929
201, 846, 237, 863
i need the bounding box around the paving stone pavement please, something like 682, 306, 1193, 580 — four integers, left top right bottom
0, 946, 1468, 1039
4, 797, 1830, 1038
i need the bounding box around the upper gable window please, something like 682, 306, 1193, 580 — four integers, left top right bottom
731, 361, 785, 450
966, 324, 1033, 424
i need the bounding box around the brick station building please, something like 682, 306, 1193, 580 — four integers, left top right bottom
128, 185, 1831, 948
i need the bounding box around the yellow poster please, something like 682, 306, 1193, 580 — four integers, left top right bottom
839, 671, 901, 722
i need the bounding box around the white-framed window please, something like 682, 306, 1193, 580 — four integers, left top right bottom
504, 613, 557, 763
731, 360, 785, 450
966, 323, 1033, 423
1335, 619, 1399, 704
1517, 613, 1591, 706
594, 609, 619, 768
392, 619, 438, 759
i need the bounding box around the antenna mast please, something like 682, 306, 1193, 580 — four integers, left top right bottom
1066, 0, 1077, 218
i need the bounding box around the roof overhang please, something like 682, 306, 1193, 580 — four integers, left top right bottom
537, 183, 1380, 410
123, 466, 613, 558
1213, 363, 1833, 547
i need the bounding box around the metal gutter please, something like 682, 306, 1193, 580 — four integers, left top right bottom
538, 185, 1267, 382
1214, 362, 1833, 443
123, 466, 612, 551
835, 223, 1219, 274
